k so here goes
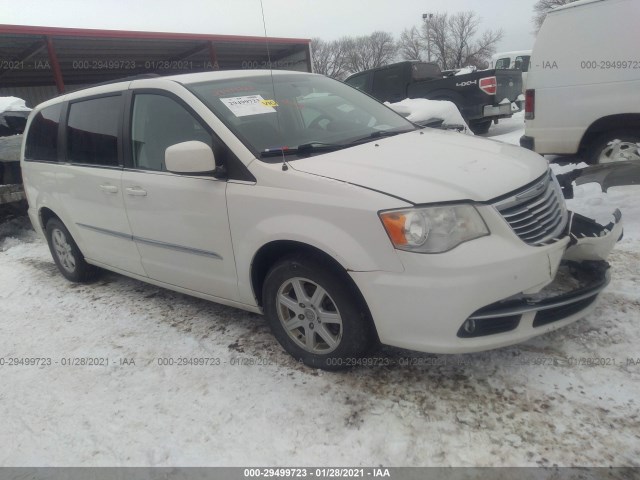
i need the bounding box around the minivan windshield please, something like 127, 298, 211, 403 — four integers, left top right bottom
186, 73, 415, 161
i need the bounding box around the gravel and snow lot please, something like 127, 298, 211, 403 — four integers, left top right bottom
1, 116, 639, 467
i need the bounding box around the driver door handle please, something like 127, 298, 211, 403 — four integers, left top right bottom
99, 184, 119, 194
126, 186, 147, 197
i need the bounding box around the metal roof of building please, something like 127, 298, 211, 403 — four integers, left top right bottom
0, 24, 311, 90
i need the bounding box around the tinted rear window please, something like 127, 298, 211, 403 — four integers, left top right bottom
24, 103, 62, 162
67, 96, 121, 166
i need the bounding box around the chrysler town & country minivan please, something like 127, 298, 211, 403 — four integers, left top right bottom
21, 70, 622, 369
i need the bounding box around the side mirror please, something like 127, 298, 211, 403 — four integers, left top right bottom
165, 141, 222, 176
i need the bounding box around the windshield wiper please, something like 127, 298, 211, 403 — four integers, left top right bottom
349, 128, 415, 145
260, 142, 346, 158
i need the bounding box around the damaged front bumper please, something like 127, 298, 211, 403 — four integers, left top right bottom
460, 210, 623, 338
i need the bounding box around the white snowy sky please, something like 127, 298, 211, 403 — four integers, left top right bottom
0, 0, 537, 52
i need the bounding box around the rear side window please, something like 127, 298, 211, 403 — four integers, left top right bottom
67, 96, 121, 166
24, 103, 62, 162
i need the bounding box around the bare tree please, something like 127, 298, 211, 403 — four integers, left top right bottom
369, 31, 398, 68
449, 11, 479, 69
344, 31, 398, 73
425, 14, 450, 69
311, 37, 349, 79
423, 12, 503, 70
398, 27, 425, 61
533, 0, 578, 32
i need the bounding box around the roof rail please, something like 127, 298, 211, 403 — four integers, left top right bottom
84, 73, 162, 89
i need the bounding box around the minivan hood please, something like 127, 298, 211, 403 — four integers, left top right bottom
289, 129, 548, 204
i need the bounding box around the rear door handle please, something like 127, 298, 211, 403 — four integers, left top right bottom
99, 184, 119, 194
126, 186, 147, 197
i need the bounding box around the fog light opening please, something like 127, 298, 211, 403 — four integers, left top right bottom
463, 318, 476, 334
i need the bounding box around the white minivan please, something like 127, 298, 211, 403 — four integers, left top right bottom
21, 70, 622, 369
521, 0, 640, 163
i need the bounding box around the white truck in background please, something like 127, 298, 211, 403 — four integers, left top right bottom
490, 50, 532, 92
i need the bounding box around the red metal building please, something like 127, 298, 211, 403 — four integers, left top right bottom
0, 24, 312, 107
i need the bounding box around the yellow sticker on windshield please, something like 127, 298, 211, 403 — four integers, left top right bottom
261, 99, 279, 107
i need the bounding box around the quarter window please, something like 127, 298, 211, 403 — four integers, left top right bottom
131, 94, 212, 171
67, 96, 121, 166
24, 103, 62, 162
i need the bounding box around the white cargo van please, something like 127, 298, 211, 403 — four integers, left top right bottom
521, 0, 640, 163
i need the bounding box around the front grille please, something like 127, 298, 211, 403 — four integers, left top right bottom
494, 171, 569, 246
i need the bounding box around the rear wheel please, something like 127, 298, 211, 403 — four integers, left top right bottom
469, 119, 492, 135
45, 218, 97, 282
588, 130, 640, 164
262, 253, 375, 370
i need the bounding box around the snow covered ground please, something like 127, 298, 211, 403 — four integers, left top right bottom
1, 115, 639, 467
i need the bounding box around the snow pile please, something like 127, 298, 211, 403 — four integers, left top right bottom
0, 97, 31, 114
568, 182, 640, 240
454, 66, 476, 76
386, 98, 471, 134
549, 161, 589, 176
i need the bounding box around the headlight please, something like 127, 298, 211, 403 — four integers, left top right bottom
379, 204, 490, 253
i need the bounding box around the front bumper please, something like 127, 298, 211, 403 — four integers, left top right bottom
350, 209, 623, 354
459, 260, 609, 338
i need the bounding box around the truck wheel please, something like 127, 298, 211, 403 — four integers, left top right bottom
469, 120, 492, 135
588, 130, 640, 164
45, 218, 98, 282
262, 253, 375, 370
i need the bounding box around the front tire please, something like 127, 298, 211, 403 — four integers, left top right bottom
588, 130, 640, 164
262, 253, 375, 370
45, 218, 97, 282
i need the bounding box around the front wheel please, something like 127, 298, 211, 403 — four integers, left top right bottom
588, 130, 640, 164
262, 254, 375, 370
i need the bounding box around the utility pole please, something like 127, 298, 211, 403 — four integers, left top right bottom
422, 13, 433, 62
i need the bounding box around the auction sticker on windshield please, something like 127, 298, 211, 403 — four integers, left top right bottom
220, 95, 277, 117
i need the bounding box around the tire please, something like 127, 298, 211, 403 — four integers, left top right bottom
45, 218, 97, 282
469, 119, 492, 135
262, 253, 375, 370
588, 130, 640, 164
